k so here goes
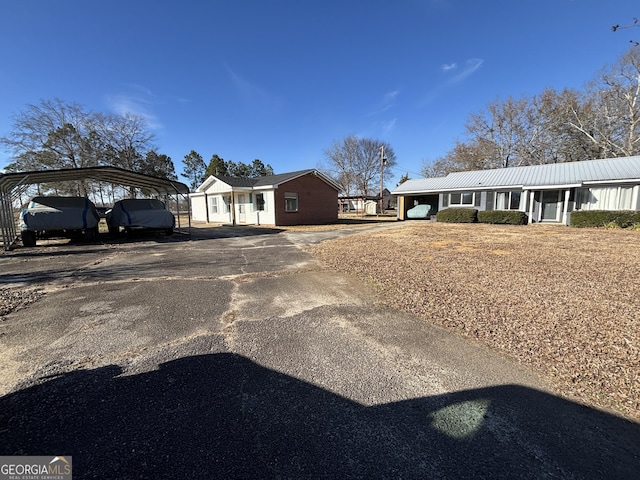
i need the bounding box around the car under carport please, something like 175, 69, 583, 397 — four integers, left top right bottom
0, 166, 190, 251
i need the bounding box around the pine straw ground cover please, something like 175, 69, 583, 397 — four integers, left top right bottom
307, 222, 640, 422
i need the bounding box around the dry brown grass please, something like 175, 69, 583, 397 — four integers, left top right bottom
280, 215, 398, 232
308, 222, 640, 421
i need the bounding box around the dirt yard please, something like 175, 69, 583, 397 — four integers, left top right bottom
308, 221, 640, 422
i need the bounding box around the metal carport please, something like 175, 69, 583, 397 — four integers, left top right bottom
0, 166, 191, 251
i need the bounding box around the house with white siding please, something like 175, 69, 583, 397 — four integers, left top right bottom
190, 169, 339, 226
392, 156, 640, 224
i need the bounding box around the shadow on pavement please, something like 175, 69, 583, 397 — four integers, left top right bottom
5, 225, 286, 252
0, 225, 289, 286
184, 225, 284, 241
1, 353, 638, 479
0, 235, 295, 289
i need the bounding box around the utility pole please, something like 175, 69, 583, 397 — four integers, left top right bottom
379, 145, 386, 215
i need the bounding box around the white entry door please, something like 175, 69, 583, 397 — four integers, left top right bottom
237, 194, 246, 223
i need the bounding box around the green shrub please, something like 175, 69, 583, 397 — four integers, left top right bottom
614, 211, 640, 228
436, 208, 478, 223
478, 210, 528, 225
570, 210, 640, 228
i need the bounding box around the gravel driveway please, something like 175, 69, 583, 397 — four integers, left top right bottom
0, 223, 638, 479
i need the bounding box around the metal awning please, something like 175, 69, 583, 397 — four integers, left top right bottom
0, 166, 191, 251
0, 166, 190, 195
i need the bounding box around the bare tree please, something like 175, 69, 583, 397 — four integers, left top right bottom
1, 99, 98, 172
353, 137, 393, 198
1, 100, 157, 174
422, 147, 464, 177
420, 158, 446, 178
568, 47, 640, 158
95, 112, 155, 171
324, 135, 396, 197
449, 89, 610, 170
527, 88, 598, 163
324, 135, 359, 197
464, 96, 537, 168
1, 99, 168, 200
0, 99, 105, 195
424, 135, 506, 177
429, 47, 640, 176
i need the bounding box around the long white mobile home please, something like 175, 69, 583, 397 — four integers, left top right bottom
392, 156, 640, 224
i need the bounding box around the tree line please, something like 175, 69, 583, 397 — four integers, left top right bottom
181, 151, 274, 191
0, 96, 391, 199
0, 99, 176, 200
0, 99, 275, 198
422, 46, 640, 177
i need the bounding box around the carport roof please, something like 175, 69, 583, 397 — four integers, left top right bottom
0, 166, 190, 195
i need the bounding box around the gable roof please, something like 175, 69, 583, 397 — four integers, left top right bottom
196, 169, 340, 192
392, 156, 640, 194
214, 176, 258, 188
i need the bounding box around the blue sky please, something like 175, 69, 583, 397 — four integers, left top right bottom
1, 0, 638, 187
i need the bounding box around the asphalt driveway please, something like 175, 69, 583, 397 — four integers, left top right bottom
0, 225, 638, 479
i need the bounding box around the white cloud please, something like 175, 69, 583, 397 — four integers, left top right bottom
105, 84, 162, 129
369, 89, 400, 116
382, 89, 400, 104
382, 118, 397, 134
420, 58, 485, 106
450, 58, 484, 83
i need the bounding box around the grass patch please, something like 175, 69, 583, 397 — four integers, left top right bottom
308, 222, 640, 421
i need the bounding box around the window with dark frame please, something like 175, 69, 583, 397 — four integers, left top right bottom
284, 192, 298, 212
448, 192, 476, 206
256, 193, 266, 211
509, 191, 521, 210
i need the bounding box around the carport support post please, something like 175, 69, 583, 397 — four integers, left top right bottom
175, 194, 182, 231
231, 191, 236, 226
0, 190, 16, 250
397, 195, 405, 220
